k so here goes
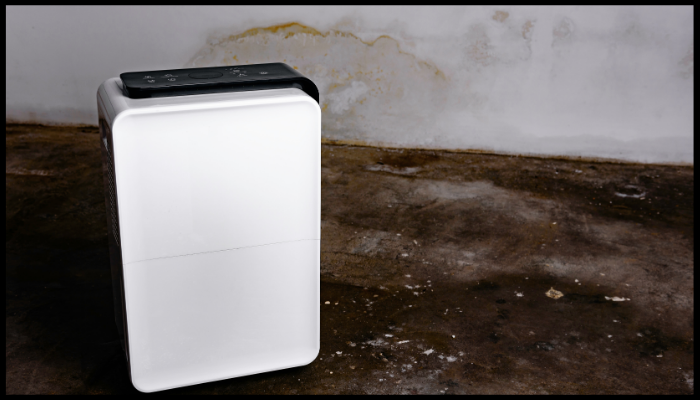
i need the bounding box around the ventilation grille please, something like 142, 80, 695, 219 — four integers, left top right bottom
101, 124, 121, 246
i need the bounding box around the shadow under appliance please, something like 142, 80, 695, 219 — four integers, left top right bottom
97, 63, 321, 392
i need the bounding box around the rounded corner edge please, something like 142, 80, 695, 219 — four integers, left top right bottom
130, 372, 158, 393
293, 90, 322, 120
96, 82, 106, 100
110, 108, 137, 134
97, 77, 117, 97
300, 345, 320, 366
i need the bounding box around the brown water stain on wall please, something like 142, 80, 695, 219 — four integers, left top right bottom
492, 11, 509, 23
210, 23, 445, 80
521, 20, 535, 41
187, 22, 450, 144
464, 25, 496, 66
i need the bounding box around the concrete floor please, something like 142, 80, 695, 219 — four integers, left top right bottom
6, 124, 694, 394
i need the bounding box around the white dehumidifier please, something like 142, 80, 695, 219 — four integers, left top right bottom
97, 63, 320, 392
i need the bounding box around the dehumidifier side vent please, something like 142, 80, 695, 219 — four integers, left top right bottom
101, 124, 121, 246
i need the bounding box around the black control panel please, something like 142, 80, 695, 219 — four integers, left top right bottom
120, 63, 319, 103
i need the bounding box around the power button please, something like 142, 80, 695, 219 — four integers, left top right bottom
188, 72, 223, 79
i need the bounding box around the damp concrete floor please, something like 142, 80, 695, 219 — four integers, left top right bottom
5, 124, 694, 394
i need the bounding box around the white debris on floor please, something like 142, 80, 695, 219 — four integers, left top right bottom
366, 338, 387, 347
605, 296, 630, 302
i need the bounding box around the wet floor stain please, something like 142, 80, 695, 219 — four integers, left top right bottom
5, 124, 694, 394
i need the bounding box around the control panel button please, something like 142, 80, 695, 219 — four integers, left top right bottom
147, 79, 155, 83
168, 78, 176, 81
188, 72, 224, 79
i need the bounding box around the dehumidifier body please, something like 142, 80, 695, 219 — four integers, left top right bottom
97, 63, 320, 392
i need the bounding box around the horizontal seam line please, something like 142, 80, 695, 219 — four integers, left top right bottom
123, 238, 320, 265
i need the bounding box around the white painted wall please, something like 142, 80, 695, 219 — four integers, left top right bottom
6, 6, 694, 163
